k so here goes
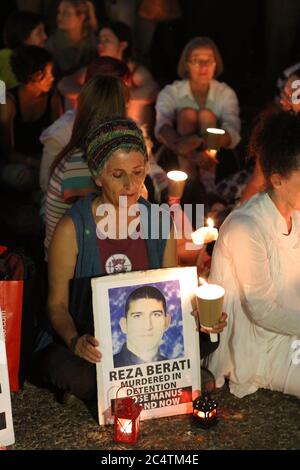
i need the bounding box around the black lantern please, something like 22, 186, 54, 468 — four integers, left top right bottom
193, 393, 218, 428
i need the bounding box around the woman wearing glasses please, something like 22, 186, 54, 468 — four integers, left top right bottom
155, 37, 241, 184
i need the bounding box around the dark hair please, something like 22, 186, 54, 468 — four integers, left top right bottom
253, 109, 300, 188
125, 286, 167, 318
247, 105, 278, 161
98, 21, 133, 62
50, 74, 128, 177
3, 10, 43, 49
10, 45, 52, 84
85, 56, 131, 84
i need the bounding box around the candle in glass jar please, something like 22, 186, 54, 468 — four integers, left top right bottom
191, 218, 218, 245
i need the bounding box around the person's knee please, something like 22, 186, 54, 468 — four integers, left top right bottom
198, 108, 218, 133
51, 346, 97, 401
177, 107, 198, 120
31, 343, 97, 401
177, 107, 198, 134
72, 363, 97, 401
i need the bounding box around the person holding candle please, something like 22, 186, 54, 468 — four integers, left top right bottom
29, 117, 176, 402
208, 110, 300, 399
155, 36, 241, 186
30, 116, 227, 403
42, 64, 165, 253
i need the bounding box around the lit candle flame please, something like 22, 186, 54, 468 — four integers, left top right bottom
191, 218, 218, 245
119, 418, 133, 434
198, 277, 208, 285
207, 218, 214, 228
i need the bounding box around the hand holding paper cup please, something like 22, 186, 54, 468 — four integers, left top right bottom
167, 170, 188, 200
205, 128, 225, 158
195, 281, 225, 342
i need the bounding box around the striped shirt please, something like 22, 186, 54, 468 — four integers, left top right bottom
45, 149, 96, 251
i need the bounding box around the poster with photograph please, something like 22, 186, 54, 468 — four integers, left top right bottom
92, 267, 200, 425
0, 308, 15, 447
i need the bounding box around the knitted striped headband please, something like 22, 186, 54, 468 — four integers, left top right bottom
85, 117, 148, 177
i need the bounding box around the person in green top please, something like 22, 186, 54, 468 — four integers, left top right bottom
0, 10, 47, 90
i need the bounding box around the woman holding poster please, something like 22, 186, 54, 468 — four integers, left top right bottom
30, 117, 226, 404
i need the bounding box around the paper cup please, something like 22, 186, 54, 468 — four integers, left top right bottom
167, 171, 188, 199
205, 128, 225, 154
195, 284, 224, 342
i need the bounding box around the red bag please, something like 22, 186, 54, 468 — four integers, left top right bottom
0, 245, 25, 392
0, 281, 23, 392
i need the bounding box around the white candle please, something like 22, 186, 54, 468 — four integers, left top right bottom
167, 170, 188, 182
195, 284, 225, 301
206, 128, 225, 157
195, 279, 225, 343
191, 218, 218, 245
167, 171, 188, 199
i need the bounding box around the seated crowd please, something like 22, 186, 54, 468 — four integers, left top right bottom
0, 1, 299, 411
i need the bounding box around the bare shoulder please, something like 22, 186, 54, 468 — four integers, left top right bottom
50, 216, 78, 257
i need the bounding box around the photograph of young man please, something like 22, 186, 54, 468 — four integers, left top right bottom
113, 285, 171, 367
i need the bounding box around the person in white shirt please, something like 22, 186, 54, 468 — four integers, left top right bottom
155, 36, 240, 182
208, 109, 300, 399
